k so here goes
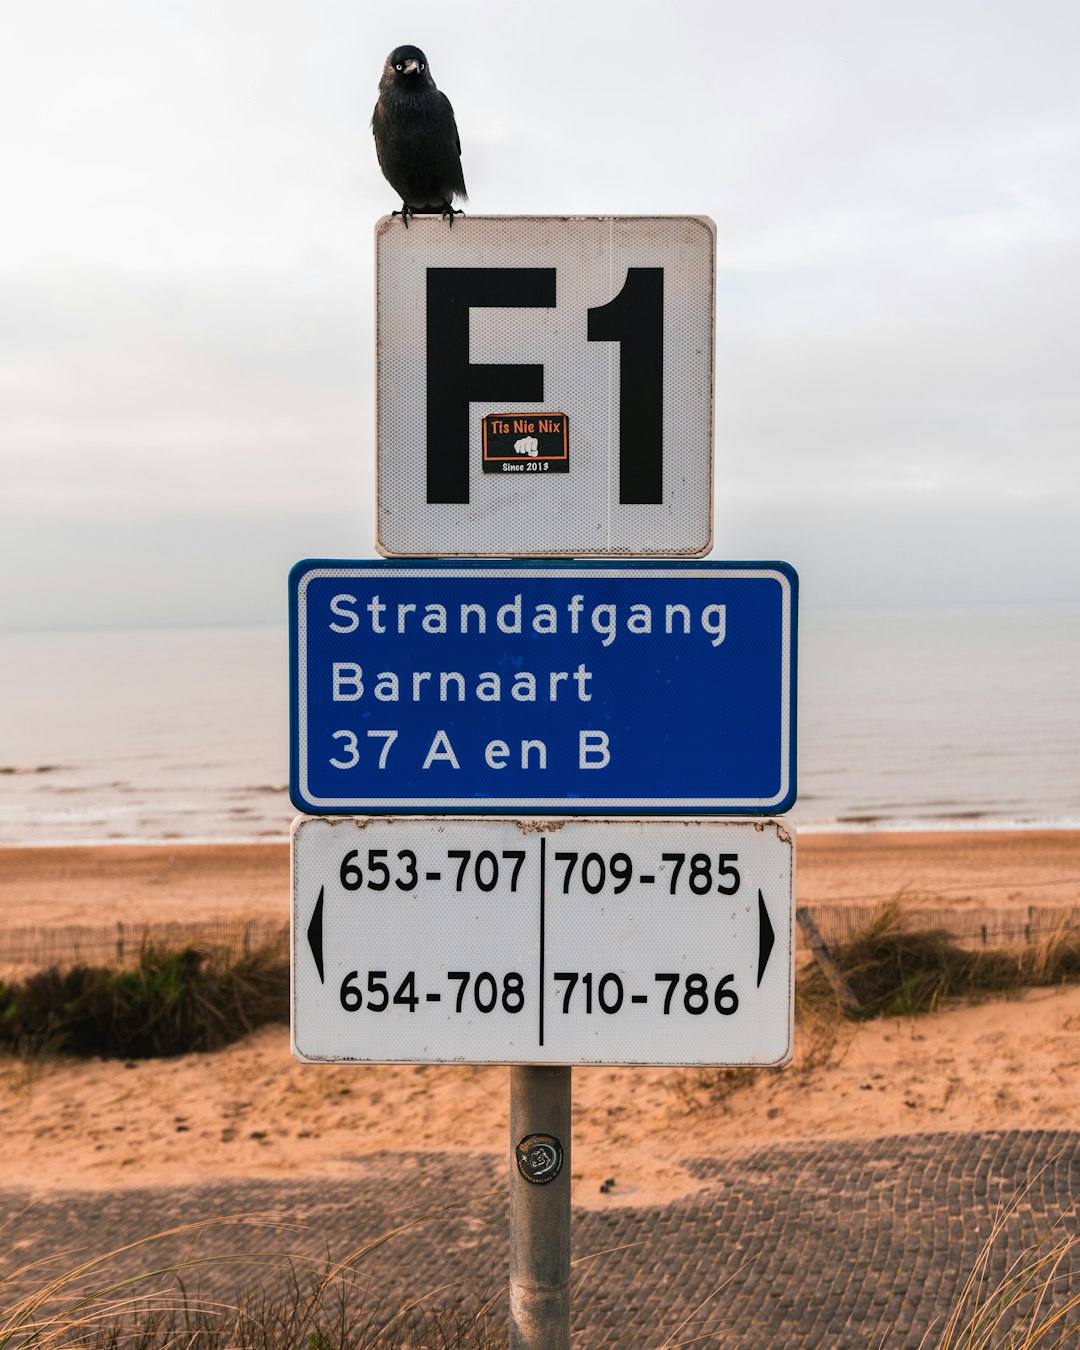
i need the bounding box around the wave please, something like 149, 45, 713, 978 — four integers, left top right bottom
834, 809, 993, 824
0, 765, 69, 775
797, 814, 1080, 835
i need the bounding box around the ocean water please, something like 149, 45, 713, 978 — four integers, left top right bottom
0, 602, 1077, 845
795, 602, 1080, 831
0, 625, 289, 845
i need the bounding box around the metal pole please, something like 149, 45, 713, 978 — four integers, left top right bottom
509, 1065, 571, 1349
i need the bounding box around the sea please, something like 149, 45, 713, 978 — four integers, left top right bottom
1, 601, 1078, 846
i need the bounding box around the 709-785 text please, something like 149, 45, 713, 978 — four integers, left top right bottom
331, 848, 743, 896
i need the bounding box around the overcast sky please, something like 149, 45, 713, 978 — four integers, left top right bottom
2, 0, 1079, 629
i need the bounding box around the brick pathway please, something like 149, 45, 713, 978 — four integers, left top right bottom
2, 1131, 1076, 1347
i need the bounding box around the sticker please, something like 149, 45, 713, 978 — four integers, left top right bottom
516, 1133, 565, 1185
482, 414, 569, 475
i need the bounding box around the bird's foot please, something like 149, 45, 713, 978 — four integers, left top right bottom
391, 204, 463, 228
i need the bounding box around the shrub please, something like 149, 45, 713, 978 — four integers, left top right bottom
800, 902, 1080, 1020
0, 944, 288, 1060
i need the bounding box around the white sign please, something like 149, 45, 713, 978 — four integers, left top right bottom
292, 816, 793, 1067
375, 215, 715, 558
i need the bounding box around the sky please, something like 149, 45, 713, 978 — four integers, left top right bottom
2, 0, 1079, 629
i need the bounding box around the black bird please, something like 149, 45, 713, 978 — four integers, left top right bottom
372, 45, 467, 225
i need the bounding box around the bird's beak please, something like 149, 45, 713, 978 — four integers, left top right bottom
402, 58, 419, 75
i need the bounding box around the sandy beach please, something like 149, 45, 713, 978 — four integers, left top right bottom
3, 827, 1079, 927
1, 829, 1077, 1207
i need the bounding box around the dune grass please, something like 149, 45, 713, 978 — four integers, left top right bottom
1, 902, 1077, 1068
0, 1212, 507, 1349
799, 900, 1080, 1020
682, 900, 1080, 1107
923, 1178, 1080, 1350
1, 909, 1076, 1345
930, 1229, 1080, 1349
4, 1203, 1075, 1348
0, 944, 288, 1060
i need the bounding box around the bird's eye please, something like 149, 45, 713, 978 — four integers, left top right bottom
395, 63, 403, 70
418, 62, 425, 70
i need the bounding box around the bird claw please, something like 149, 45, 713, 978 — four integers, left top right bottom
391, 204, 463, 229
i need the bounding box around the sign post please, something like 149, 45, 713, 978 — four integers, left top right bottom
510, 1066, 571, 1349
291, 812, 794, 1350
291, 215, 797, 1349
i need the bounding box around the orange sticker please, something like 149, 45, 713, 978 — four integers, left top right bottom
482, 413, 569, 475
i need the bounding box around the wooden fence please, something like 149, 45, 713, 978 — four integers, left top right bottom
0, 905, 1076, 975
802, 904, 1080, 949
0, 918, 289, 973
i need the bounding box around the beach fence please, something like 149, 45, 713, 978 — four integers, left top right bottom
0, 917, 289, 975
800, 903, 1080, 951
0, 905, 1077, 976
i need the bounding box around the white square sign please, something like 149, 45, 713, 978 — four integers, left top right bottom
292, 816, 793, 1066
375, 215, 715, 558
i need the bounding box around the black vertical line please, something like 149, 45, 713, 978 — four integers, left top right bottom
538, 835, 546, 1047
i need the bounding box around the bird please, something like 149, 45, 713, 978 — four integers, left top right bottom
372, 45, 467, 226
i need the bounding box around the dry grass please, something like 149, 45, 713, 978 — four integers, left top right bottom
801, 899, 1080, 1020
0, 1211, 507, 1349
5, 901, 1075, 1067
924, 1178, 1080, 1349
7, 1200, 1075, 1348
683, 898, 1080, 1107
677, 977, 857, 1110
0, 944, 288, 1060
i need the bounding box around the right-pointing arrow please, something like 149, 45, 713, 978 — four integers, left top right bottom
307, 885, 325, 984
757, 889, 775, 987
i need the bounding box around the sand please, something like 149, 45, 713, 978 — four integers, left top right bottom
795, 828, 1080, 909
3, 828, 1078, 928
0, 843, 289, 926
0, 830, 1078, 1208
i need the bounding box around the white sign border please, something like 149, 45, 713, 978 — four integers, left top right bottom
290, 813, 795, 1068
294, 564, 793, 812
374, 214, 716, 559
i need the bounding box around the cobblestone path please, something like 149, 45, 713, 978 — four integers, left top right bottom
2, 1131, 1076, 1347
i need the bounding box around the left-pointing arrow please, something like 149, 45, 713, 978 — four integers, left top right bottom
307, 886, 325, 984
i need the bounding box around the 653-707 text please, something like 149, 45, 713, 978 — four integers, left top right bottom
332, 846, 743, 896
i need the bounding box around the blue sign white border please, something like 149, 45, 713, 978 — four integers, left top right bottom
289, 558, 797, 816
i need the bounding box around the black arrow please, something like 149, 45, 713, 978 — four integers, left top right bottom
757, 889, 775, 987
307, 885, 325, 984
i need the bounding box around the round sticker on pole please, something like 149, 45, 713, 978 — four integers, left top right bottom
516, 1134, 565, 1185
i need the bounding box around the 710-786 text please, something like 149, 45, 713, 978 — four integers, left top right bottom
336, 968, 739, 1018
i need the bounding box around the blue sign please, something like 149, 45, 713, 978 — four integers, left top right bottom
290, 560, 797, 815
